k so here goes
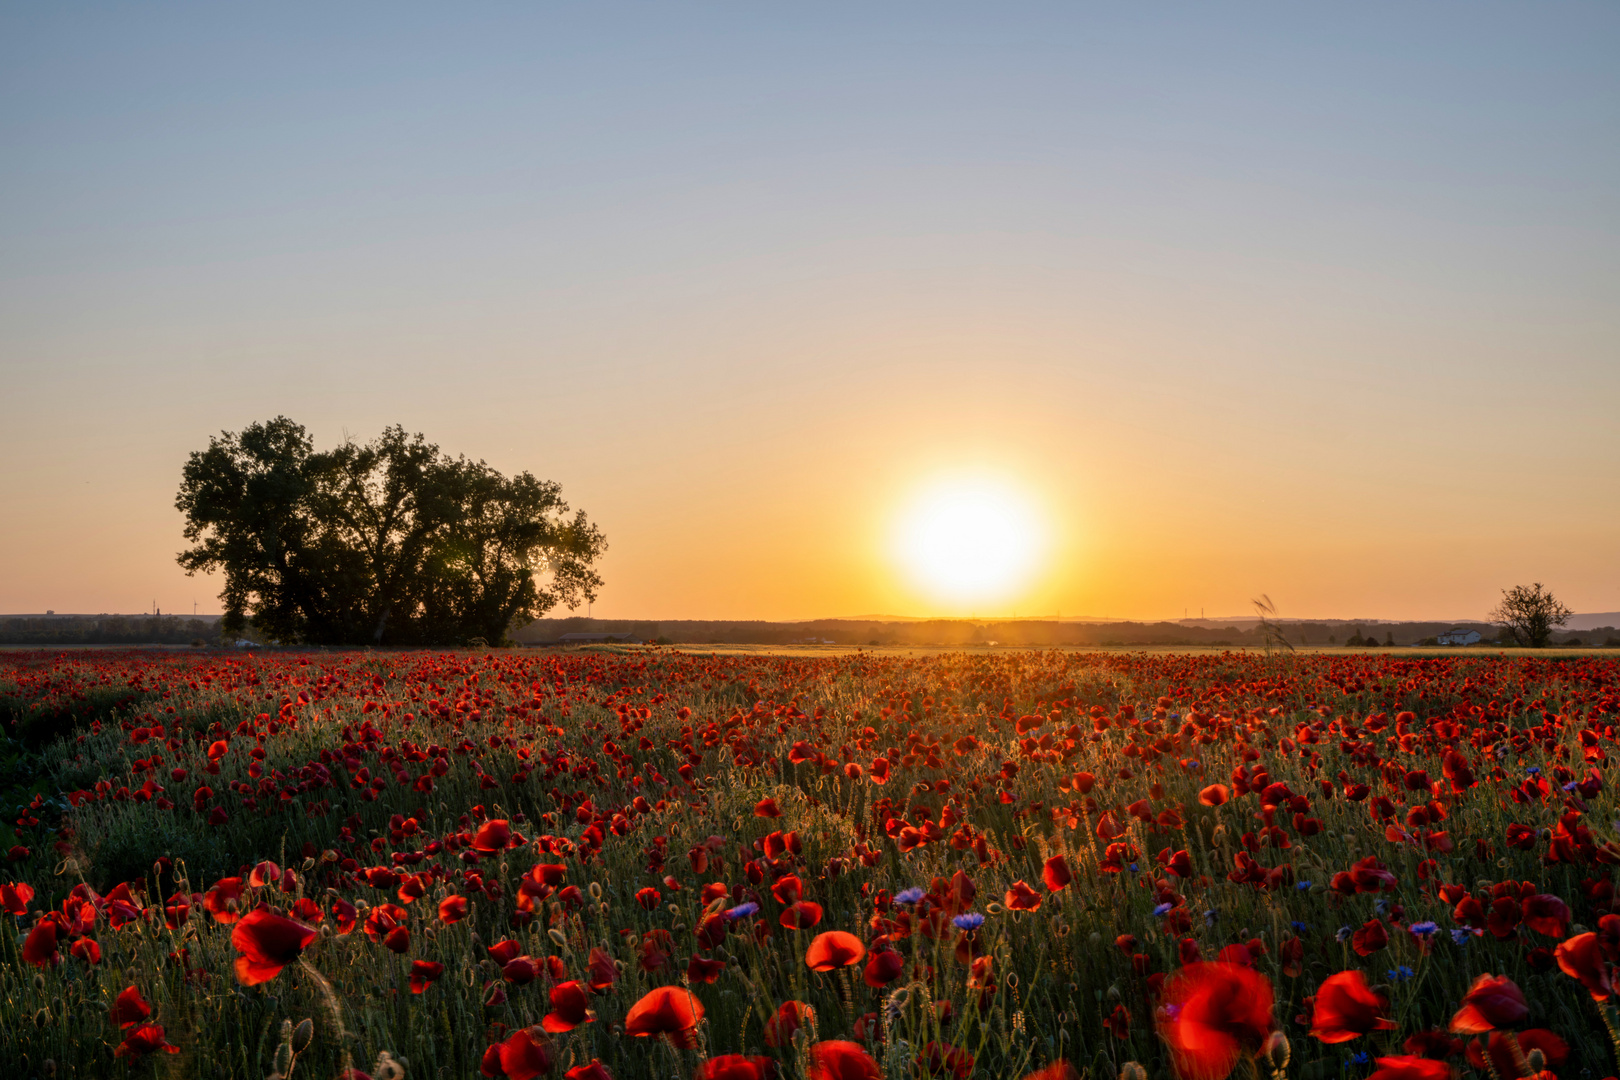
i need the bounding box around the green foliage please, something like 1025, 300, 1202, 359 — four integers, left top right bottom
1490, 582, 1574, 649
176, 418, 606, 646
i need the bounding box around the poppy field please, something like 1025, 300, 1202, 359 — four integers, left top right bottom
2, 646, 1620, 1080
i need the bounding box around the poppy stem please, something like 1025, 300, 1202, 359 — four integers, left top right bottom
1502, 1031, 1533, 1079
1598, 1002, 1620, 1072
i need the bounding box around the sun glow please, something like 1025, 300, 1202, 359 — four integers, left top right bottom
892, 474, 1048, 606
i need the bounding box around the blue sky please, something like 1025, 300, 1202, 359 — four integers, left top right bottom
3, 4, 1617, 620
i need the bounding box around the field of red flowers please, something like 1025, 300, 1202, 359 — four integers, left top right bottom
2, 646, 1619, 1080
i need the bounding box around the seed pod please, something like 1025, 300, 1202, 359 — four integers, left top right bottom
548, 929, 567, 946
273, 1041, 294, 1077
1527, 1050, 1545, 1072
1263, 1032, 1291, 1071
1120, 1063, 1147, 1080
292, 1018, 314, 1053
281, 1019, 294, 1041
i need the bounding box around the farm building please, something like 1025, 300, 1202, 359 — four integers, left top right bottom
1437, 627, 1482, 645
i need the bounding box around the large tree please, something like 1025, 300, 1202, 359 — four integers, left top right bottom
1488, 582, 1572, 649
176, 418, 605, 645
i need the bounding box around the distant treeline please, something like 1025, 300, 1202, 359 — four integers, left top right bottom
513, 617, 1521, 648
0, 615, 221, 646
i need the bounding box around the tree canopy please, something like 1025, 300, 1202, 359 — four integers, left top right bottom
176, 418, 605, 645
1488, 582, 1572, 649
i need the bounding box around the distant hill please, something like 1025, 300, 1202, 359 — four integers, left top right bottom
0, 614, 221, 646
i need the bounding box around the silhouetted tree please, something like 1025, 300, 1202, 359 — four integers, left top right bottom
1488, 583, 1572, 649
176, 418, 605, 645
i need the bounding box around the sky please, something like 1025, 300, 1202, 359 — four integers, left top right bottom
2, 3, 1617, 623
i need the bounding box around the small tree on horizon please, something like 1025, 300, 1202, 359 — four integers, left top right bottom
176, 417, 605, 646
1488, 582, 1572, 649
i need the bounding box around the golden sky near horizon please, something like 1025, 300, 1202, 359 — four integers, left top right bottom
2, 6, 1618, 623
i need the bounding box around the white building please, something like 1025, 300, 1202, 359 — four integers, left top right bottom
1437, 628, 1481, 646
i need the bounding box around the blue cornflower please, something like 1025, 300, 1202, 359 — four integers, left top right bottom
1295, 880, 1312, 891
1129, 863, 1139, 873
1563, 781, 1579, 792
952, 913, 985, 931
1526, 765, 1541, 775
1336, 925, 1354, 943
1291, 921, 1310, 934
1204, 910, 1220, 927
894, 888, 925, 906
1409, 921, 1438, 938
1153, 903, 1173, 917
1450, 928, 1474, 945
1387, 966, 1415, 982
725, 902, 759, 920
1349, 1051, 1371, 1067
1373, 899, 1390, 916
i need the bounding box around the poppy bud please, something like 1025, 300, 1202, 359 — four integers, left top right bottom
292, 1018, 313, 1053
1263, 1032, 1290, 1070
1120, 1063, 1147, 1080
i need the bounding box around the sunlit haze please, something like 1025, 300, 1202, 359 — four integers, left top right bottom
893, 475, 1048, 610
2, 4, 1617, 622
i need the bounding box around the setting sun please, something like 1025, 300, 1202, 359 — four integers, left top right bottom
891, 474, 1048, 607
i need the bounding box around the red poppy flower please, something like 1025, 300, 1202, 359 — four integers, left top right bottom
698, 1055, 777, 1080
22, 918, 60, 967
770, 875, 804, 903
364, 902, 408, 943
1042, 856, 1072, 892
916, 1041, 974, 1079
438, 895, 469, 924
498, 1027, 555, 1080
636, 887, 662, 911
110, 985, 153, 1028
248, 860, 281, 888
869, 759, 890, 784
1352, 920, 1389, 956
114, 1024, 180, 1058
472, 819, 516, 852
71, 937, 102, 965
1156, 961, 1276, 1080
688, 955, 726, 984
231, 908, 317, 985
1365, 1056, 1451, 1080
1310, 971, 1395, 1043
1022, 1064, 1079, 1080
565, 1063, 612, 1080
0, 881, 34, 915
805, 930, 866, 971
1005, 880, 1043, 911
865, 949, 905, 988
1449, 975, 1527, 1033
765, 1001, 815, 1047
1555, 932, 1612, 1000
1521, 894, 1570, 938
807, 1040, 882, 1080
408, 960, 444, 994
780, 901, 824, 929
587, 946, 617, 991
1466, 1030, 1565, 1078
1199, 785, 1231, 807
754, 798, 782, 818
203, 877, 246, 924
543, 980, 596, 1032
624, 985, 705, 1047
